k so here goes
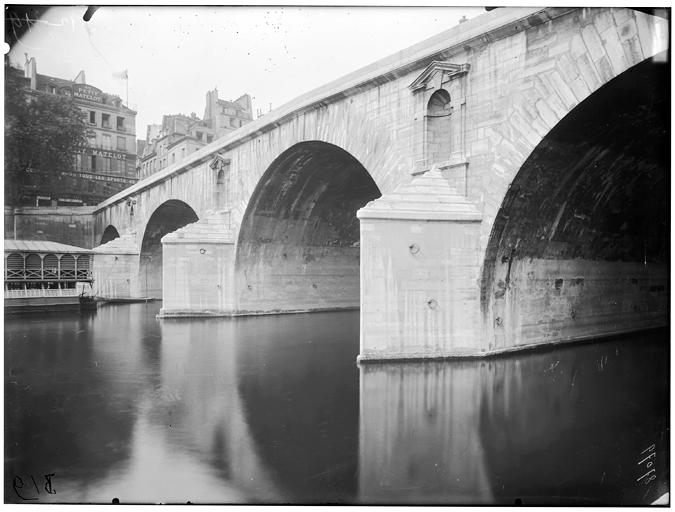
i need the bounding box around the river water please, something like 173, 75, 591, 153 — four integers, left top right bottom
4, 303, 669, 504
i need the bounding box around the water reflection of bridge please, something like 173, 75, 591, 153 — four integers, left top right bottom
91, 318, 284, 503
5, 305, 668, 504
358, 330, 669, 505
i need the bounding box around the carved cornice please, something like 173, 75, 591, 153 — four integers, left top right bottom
409, 61, 470, 92
209, 153, 231, 172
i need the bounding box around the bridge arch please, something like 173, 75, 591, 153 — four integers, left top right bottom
480, 54, 668, 349
235, 141, 381, 313
100, 225, 120, 246
139, 200, 199, 298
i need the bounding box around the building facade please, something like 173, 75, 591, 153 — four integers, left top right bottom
138, 89, 252, 180
8, 56, 138, 206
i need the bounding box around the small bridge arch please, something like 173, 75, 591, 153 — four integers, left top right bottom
139, 199, 199, 298
100, 225, 121, 246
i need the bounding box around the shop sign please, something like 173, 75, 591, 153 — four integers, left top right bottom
80, 147, 127, 161
73, 84, 103, 104
61, 171, 136, 185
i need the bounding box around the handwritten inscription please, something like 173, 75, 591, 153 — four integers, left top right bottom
12, 473, 55, 501
636, 444, 657, 486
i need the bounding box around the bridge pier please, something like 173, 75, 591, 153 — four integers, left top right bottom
92, 231, 141, 299
357, 169, 484, 361
158, 211, 236, 317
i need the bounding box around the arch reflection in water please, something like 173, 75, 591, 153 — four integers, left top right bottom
96, 317, 283, 503
358, 331, 668, 505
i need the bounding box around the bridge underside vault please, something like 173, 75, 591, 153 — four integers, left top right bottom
140, 200, 198, 299
235, 141, 381, 314
481, 54, 669, 350
100, 225, 120, 246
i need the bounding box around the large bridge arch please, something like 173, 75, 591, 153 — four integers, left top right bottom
234, 141, 382, 313
479, 53, 668, 349
139, 200, 199, 298
474, 8, 669, 253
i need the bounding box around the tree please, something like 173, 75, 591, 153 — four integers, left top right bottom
5, 69, 90, 206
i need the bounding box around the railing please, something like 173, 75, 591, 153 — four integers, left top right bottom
60, 269, 76, 279
5, 288, 81, 298
5, 270, 92, 281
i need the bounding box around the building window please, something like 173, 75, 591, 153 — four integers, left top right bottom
181, 148, 185, 160
170, 153, 175, 164
74, 154, 82, 171
89, 111, 96, 124
196, 131, 203, 141
117, 136, 126, 151
117, 116, 125, 131
101, 157, 111, 173
102, 134, 111, 149
114, 159, 124, 174
102, 113, 111, 128
49, 86, 56, 94
426, 89, 452, 164
230, 118, 237, 127
90, 155, 97, 171
207, 134, 213, 143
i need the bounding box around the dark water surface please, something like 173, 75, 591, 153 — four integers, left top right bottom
5, 303, 669, 504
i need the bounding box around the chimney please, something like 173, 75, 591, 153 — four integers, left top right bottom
235, 94, 253, 116
73, 70, 86, 84
203, 89, 218, 121
24, 55, 37, 90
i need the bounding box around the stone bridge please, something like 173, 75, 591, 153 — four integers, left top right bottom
92, 7, 669, 360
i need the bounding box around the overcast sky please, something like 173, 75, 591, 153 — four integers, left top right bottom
7, 5, 485, 139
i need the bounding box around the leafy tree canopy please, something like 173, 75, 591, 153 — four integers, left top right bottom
5, 70, 90, 205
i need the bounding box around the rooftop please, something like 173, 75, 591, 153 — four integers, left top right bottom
5, 239, 93, 254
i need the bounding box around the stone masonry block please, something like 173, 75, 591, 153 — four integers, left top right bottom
594, 55, 615, 84
569, 75, 591, 103
600, 26, 629, 74
556, 52, 579, 81
618, 18, 638, 41
581, 24, 606, 61
535, 99, 560, 129
634, 10, 655, 57
611, 7, 631, 26
575, 53, 602, 92
548, 40, 571, 58
523, 59, 557, 77
593, 9, 616, 34
569, 33, 587, 59
622, 37, 645, 66
505, 110, 540, 149
544, 70, 578, 110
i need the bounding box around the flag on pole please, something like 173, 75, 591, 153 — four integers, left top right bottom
112, 69, 129, 106
112, 69, 128, 80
